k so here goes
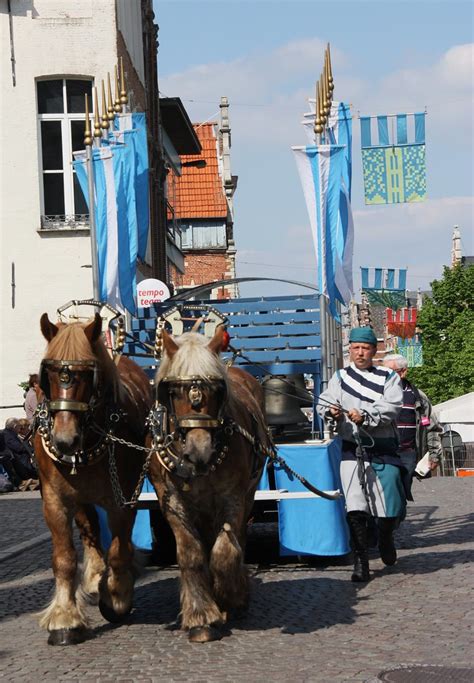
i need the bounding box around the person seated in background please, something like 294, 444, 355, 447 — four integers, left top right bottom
383, 353, 442, 494
0, 430, 19, 491
24, 373, 41, 423
16, 418, 33, 443
0, 418, 38, 489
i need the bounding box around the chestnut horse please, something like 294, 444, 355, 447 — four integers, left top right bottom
147, 326, 272, 642
35, 313, 152, 645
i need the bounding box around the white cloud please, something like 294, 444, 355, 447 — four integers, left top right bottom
353, 196, 473, 289
161, 40, 473, 148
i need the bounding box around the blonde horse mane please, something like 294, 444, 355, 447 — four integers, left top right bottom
157, 332, 228, 386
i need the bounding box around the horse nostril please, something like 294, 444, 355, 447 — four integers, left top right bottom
53, 434, 79, 454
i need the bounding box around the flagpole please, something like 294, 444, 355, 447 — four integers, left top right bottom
84, 93, 100, 300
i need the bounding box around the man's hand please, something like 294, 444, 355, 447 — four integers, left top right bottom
428, 460, 439, 471
329, 405, 343, 419
348, 408, 364, 425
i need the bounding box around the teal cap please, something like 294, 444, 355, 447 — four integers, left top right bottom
349, 327, 377, 345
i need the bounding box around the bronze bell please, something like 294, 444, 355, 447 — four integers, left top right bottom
291, 374, 313, 408
262, 374, 311, 426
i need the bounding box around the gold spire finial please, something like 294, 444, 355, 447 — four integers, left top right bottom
314, 80, 323, 135
327, 43, 334, 95
319, 76, 327, 128
119, 56, 128, 107
324, 51, 330, 111
322, 71, 330, 117
107, 73, 115, 121
84, 94, 92, 146
93, 87, 101, 139
101, 81, 110, 131
114, 65, 122, 113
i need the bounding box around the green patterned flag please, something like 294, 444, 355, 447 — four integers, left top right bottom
395, 340, 423, 368
361, 267, 407, 311
360, 113, 426, 205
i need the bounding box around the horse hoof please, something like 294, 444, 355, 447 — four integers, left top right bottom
98, 599, 131, 624
188, 624, 226, 643
47, 627, 87, 646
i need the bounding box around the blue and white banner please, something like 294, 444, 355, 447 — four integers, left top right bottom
292, 144, 347, 319
360, 112, 427, 204
303, 101, 352, 196
111, 113, 150, 260
296, 101, 354, 312
74, 144, 137, 315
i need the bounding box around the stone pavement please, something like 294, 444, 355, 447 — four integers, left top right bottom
0, 478, 472, 682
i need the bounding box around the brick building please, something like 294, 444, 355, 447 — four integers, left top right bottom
167, 98, 238, 299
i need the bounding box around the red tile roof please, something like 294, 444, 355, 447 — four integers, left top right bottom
170, 123, 227, 219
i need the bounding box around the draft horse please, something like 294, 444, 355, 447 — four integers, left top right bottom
34, 313, 152, 645
148, 325, 272, 642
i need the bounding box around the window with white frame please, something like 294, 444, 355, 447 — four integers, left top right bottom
180, 221, 227, 250
37, 78, 92, 229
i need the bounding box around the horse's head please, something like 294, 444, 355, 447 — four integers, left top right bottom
156, 327, 228, 478
39, 313, 104, 455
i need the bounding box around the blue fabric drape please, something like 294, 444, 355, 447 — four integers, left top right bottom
398, 268, 407, 290
273, 441, 350, 556
415, 113, 426, 144
377, 116, 389, 146
360, 117, 372, 148
397, 115, 408, 144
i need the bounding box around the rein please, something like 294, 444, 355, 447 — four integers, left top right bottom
230, 422, 342, 501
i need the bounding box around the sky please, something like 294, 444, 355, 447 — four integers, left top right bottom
153, 0, 473, 298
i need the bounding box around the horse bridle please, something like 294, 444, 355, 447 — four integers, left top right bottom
158, 375, 227, 428
39, 359, 100, 412
35, 358, 116, 472
151, 374, 232, 479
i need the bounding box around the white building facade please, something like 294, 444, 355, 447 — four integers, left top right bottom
0, 0, 147, 420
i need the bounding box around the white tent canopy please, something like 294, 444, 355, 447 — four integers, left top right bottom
434, 392, 474, 442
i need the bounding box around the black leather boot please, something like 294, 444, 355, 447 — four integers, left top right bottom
378, 517, 398, 566
347, 512, 370, 582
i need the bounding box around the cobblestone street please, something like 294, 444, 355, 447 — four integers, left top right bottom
0, 477, 472, 682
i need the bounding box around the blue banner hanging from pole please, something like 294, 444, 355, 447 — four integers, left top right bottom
360, 112, 427, 205
293, 144, 347, 320
112, 113, 150, 261
297, 101, 354, 315
74, 143, 138, 315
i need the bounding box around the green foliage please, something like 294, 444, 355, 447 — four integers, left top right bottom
408, 264, 474, 404
18, 381, 29, 393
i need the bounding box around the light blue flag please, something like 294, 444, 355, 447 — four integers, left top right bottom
302, 102, 354, 306
112, 113, 150, 260
327, 103, 354, 305
292, 144, 346, 320
74, 144, 137, 315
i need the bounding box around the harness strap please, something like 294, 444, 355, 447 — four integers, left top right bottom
48, 399, 89, 412
231, 422, 342, 501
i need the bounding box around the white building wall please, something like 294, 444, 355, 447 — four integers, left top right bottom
116, 0, 145, 83
0, 0, 138, 420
